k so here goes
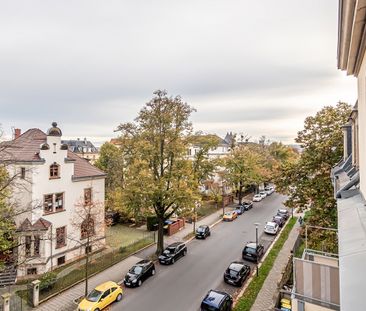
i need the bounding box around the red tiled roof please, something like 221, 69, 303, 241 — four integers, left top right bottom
0, 128, 105, 179
17, 217, 52, 231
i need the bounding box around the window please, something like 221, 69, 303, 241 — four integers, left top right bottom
81, 218, 95, 240
25, 236, 32, 257
84, 188, 92, 205
34, 236, 40, 256
20, 167, 26, 179
57, 256, 65, 266
44, 194, 53, 213
56, 226, 66, 249
27, 268, 37, 275
49, 163, 60, 179
44, 193, 65, 214
100, 289, 110, 300
55, 193, 64, 212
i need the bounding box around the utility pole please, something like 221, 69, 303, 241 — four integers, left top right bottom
254, 222, 260, 277
221, 182, 226, 217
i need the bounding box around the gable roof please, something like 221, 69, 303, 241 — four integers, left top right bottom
0, 128, 105, 180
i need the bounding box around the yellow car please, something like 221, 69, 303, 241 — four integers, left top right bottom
223, 211, 238, 221
78, 281, 123, 311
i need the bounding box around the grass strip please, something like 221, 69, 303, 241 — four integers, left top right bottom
234, 217, 297, 311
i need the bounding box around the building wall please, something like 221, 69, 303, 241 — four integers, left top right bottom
291, 298, 334, 311
357, 52, 366, 197
11, 135, 105, 277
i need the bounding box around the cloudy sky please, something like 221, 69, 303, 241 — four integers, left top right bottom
0, 0, 357, 145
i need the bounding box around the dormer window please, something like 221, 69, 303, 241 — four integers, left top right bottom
50, 163, 60, 179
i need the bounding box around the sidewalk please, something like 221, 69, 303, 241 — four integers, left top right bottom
250, 217, 301, 311
33, 204, 235, 311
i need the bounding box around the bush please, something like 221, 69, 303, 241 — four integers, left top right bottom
39, 272, 57, 292
146, 215, 158, 231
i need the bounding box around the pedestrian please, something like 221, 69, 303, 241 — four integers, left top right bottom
298, 216, 303, 225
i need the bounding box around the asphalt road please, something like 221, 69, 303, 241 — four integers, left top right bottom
111, 193, 287, 311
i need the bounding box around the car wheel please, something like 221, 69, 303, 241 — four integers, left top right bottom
137, 279, 142, 287
116, 293, 122, 302
151, 269, 155, 276
171, 258, 175, 264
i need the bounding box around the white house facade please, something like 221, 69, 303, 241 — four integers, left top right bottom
2, 123, 106, 279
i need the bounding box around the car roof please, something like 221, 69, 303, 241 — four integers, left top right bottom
245, 242, 258, 248
266, 221, 277, 226
168, 242, 184, 248
228, 261, 245, 271
203, 290, 228, 307
254, 194, 261, 196
95, 281, 118, 291
135, 259, 152, 266
198, 225, 208, 229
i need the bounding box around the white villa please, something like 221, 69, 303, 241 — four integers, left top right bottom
1, 122, 106, 279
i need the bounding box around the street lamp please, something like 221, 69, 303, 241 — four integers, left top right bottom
254, 222, 260, 277
221, 182, 226, 217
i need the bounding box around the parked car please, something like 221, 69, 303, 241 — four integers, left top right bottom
158, 242, 187, 264
242, 201, 253, 211
242, 242, 264, 262
264, 186, 274, 195
123, 260, 155, 287
264, 221, 279, 235
259, 191, 267, 199
78, 281, 123, 311
196, 225, 211, 239
234, 206, 244, 215
253, 194, 263, 202
277, 209, 290, 220
272, 215, 286, 227
223, 211, 238, 221
201, 290, 233, 311
223, 261, 251, 286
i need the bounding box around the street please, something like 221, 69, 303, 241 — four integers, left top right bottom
111, 193, 286, 311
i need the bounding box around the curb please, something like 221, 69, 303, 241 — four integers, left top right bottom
233, 217, 295, 306
39, 241, 156, 306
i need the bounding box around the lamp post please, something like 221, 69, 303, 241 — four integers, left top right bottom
221, 182, 226, 217
254, 222, 260, 277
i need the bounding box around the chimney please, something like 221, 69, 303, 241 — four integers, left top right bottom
14, 128, 21, 139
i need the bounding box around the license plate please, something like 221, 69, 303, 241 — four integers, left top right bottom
160, 260, 165, 263
247, 254, 252, 256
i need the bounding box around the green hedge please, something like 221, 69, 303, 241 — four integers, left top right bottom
234, 217, 297, 311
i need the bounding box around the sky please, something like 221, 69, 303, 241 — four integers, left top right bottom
0, 0, 357, 145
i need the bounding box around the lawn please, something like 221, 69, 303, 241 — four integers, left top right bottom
106, 224, 153, 249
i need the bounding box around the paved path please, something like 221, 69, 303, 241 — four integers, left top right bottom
250, 218, 300, 311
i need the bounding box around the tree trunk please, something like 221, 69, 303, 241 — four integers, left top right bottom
85, 241, 89, 297
238, 181, 243, 204
156, 217, 164, 256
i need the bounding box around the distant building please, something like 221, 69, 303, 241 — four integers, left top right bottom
0, 123, 106, 281
62, 138, 99, 164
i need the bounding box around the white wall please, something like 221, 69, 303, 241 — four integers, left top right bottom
357, 52, 366, 198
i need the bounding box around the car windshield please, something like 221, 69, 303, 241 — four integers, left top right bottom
130, 265, 143, 274
266, 224, 274, 229
225, 212, 232, 216
86, 289, 102, 302
197, 227, 205, 232
228, 269, 239, 277
164, 247, 176, 254
254, 195, 260, 197
201, 304, 218, 311
274, 216, 281, 220
245, 247, 257, 254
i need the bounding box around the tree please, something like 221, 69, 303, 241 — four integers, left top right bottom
275, 102, 352, 252
117, 90, 198, 255
69, 198, 106, 297
224, 144, 263, 204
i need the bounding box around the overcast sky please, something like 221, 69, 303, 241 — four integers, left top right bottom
0, 0, 357, 145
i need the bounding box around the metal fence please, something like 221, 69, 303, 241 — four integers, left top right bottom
38, 231, 155, 303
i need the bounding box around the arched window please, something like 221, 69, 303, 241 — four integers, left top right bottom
49, 163, 60, 179
81, 217, 95, 240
